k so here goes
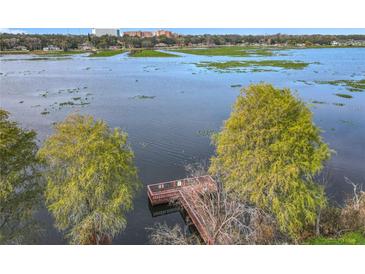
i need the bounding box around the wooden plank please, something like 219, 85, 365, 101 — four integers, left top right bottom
147, 175, 217, 244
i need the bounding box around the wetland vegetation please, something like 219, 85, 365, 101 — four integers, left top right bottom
335, 93, 353, 98
170, 46, 275, 57
129, 50, 179, 57
1, 45, 364, 245
89, 49, 127, 57
195, 60, 311, 72
316, 79, 365, 92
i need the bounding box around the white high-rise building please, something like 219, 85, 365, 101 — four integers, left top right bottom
91, 29, 120, 37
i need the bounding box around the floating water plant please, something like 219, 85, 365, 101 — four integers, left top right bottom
131, 95, 156, 99
316, 79, 365, 92
335, 93, 353, 99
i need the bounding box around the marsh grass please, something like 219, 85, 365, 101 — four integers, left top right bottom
335, 93, 353, 99
32, 50, 87, 56
2, 57, 72, 61
196, 129, 215, 137
129, 50, 179, 57
89, 50, 127, 57
316, 79, 365, 92
312, 100, 326, 104
195, 60, 310, 72
170, 46, 274, 57
130, 95, 156, 99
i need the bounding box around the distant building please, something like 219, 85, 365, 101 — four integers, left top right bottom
13, 45, 28, 51
123, 31, 153, 38
79, 42, 93, 51
155, 42, 168, 47
92, 29, 120, 37
123, 29, 176, 38
43, 45, 61, 51
154, 30, 175, 38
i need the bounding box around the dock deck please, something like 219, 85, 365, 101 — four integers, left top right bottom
147, 175, 217, 244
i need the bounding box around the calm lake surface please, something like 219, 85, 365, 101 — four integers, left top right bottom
1, 48, 364, 244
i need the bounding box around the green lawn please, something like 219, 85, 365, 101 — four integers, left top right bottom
305, 232, 365, 245
129, 50, 179, 57
170, 46, 274, 57
196, 60, 310, 71
89, 50, 127, 57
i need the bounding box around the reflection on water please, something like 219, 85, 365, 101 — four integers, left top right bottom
0, 48, 364, 244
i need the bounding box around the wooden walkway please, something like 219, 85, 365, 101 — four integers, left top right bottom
147, 175, 217, 244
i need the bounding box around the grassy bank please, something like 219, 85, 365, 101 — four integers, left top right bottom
129, 50, 179, 57
196, 60, 310, 72
0, 50, 30, 55
32, 50, 88, 55
89, 50, 127, 57
305, 232, 365, 245
170, 46, 274, 57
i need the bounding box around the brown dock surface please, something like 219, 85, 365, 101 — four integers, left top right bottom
147, 175, 217, 244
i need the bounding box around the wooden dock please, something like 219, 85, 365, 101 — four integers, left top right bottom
147, 175, 217, 244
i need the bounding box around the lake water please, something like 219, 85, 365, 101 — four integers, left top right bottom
1, 48, 364, 244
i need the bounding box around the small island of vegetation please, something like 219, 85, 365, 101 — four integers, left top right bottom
129, 49, 179, 57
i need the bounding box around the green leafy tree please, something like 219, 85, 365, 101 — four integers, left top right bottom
0, 109, 43, 244
38, 114, 140, 244
210, 83, 331, 240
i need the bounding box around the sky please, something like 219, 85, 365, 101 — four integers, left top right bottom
1, 28, 365, 35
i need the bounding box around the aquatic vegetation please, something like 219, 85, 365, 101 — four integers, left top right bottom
33, 50, 87, 56
41, 110, 50, 115
316, 79, 365, 92
130, 95, 156, 100
333, 103, 345, 107
339, 119, 355, 126
312, 100, 326, 104
196, 129, 215, 137
40, 91, 49, 97
89, 50, 127, 57
67, 88, 80, 93
296, 80, 313, 85
1, 57, 72, 61
250, 68, 277, 73
72, 97, 81, 100
129, 50, 179, 57
195, 60, 310, 72
59, 101, 75, 106
335, 93, 353, 99
170, 46, 274, 57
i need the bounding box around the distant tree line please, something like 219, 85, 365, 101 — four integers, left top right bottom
1, 33, 365, 51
